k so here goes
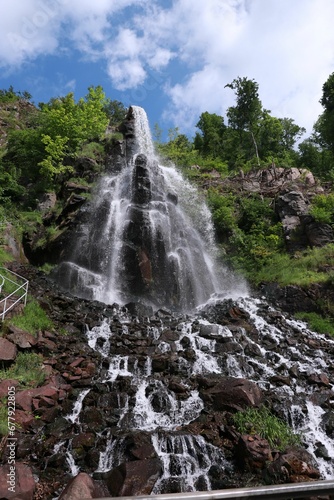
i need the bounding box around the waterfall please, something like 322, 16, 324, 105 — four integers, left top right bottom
54, 105, 247, 310
47, 105, 334, 496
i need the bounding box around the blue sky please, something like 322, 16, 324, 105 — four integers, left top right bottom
1, 0, 334, 140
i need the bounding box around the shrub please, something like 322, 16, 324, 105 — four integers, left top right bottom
233, 406, 300, 451
309, 194, 334, 224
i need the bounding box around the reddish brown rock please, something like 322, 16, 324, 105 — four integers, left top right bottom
266, 447, 320, 483
16, 384, 59, 412
0, 379, 19, 398
6, 325, 37, 348
106, 459, 162, 496
14, 409, 35, 430
308, 373, 330, 386
0, 462, 35, 499
236, 434, 273, 471
208, 377, 263, 411
0, 338, 17, 362
69, 357, 85, 368
59, 472, 107, 499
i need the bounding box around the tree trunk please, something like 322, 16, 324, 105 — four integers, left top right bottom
250, 130, 260, 167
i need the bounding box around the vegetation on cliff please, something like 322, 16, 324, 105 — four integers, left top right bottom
1, 74, 334, 328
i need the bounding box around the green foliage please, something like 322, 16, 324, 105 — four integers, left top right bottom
295, 312, 334, 336
194, 112, 226, 158
233, 406, 300, 451
0, 352, 45, 387
207, 190, 237, 235
252, 244, 334, 286
0, 248, 13, 265
9, 299, 53, 336
0, 86, 31, 104
103, 99, 127, 126
38, 134, 73, 183
2, 85, 110, 198
309, 194, 334, 224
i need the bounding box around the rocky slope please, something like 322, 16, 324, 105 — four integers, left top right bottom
0, 264, 334, 499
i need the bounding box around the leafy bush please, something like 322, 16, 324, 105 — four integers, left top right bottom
9, 299, 53, 335
0, 352, 45, 387
207, 190, 237, 235
309, 194, 334, 224
233, 406, 300, 451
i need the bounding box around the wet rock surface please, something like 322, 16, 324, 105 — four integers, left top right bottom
0, 265, 334, 498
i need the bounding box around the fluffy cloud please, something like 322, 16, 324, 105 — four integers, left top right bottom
1, 0, 334, 134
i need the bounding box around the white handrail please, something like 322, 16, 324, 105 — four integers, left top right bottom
0, 267, 29, 321
90, 479, 334, 500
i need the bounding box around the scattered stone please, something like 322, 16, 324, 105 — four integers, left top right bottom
6, 326, 37, 348
0, 337, 17, 362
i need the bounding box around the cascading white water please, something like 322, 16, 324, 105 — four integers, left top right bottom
84, 299, 334, 490
54, 105, 247, 310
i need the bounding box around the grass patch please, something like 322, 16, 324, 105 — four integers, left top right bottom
0, 352, 45, 387
0, 399, 8, 436
251, 244, 334, 286
9, 298, 53, 336
0, 248, 13, 266
233, 406, 301, 451
294, 312, 334, 336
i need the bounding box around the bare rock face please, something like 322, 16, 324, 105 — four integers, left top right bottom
106, 459, 162, 497
0, 463, 35, 500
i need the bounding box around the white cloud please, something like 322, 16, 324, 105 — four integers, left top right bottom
1, 0, 334, 134
107, 58, 146, 90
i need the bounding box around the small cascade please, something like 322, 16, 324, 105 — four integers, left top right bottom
151, 433, 229, 493
66, 389, 90, 424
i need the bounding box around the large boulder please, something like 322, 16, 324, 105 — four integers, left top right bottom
106, 459, 162, 497
59, 472, 108, 499
304, 216, 334, 247
235, 434, 273, 471
204, 377, 263, 411
265, 447, 320, 483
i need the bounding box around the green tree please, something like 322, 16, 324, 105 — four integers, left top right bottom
194, 112, 226, 158
314, 72, 334, 154
103, 99, 127, 126
226, 77, 263, 166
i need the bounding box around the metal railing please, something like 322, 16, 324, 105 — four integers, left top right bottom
91, 479, 334, 500
0, 267, 29, 321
